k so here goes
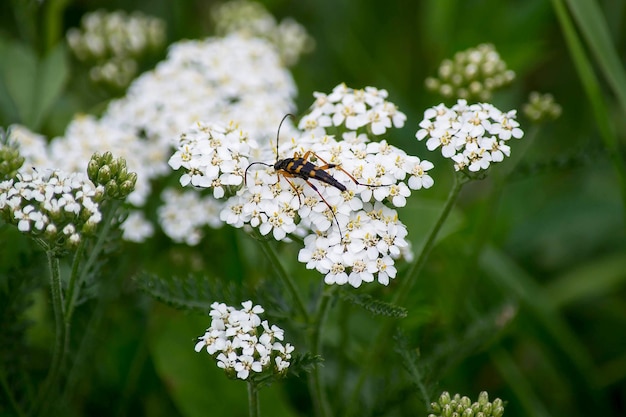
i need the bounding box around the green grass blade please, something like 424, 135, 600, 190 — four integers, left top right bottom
565, 0, 626, 115
545, 251, 626, 308
551, 0, 626, 218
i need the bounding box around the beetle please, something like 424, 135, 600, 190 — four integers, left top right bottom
244, 114, 387, 239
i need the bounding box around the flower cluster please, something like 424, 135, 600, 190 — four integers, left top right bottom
228, 131, 430, 287
12, 31, 298, 243
428, 391, 505, 417
167, 122, 251, 198
0, 170, 103, 250
416, 99, 523, 172
425, 43, 515, 101
6, 125, 49, 172
522, 91, 562, 123
67, 9, 166, 88
0, 134, 24, 181
194, 301, 294, 380
211, 0, 314, 66
170, 84, 435, 287
87, 151, 137, 200
157, 189, 223, 245
299, 83, 407, 136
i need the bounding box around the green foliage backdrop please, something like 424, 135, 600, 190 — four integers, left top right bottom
0, 1, 625, 417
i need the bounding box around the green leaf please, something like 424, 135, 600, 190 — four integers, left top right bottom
565, 0, 626, 117
0, 39, 69, 130
134, 272, 238, 313
393, 329, 432, 408
340, 291, 408, 318
0, 37, 19, 124
0, 41, 38, 127
34, 43, 69, 129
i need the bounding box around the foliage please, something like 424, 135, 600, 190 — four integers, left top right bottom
0, 1, 625, 417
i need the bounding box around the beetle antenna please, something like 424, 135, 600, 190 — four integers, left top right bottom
244, 161, 274, 186
275, 114, 295, 161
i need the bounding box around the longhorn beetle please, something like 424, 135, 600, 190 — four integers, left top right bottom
244, 114, 390, 240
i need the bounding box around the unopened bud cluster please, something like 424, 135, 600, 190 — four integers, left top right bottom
522, 91, 562, 123
67, 9, 166, 88
0, 170, 104, 250
425, 44, 515, 101
0, 135, 25, 180
429, 391, 505, 417
87, 152, 137, 200
211, 0, 314, 66
194, 301, 294, 380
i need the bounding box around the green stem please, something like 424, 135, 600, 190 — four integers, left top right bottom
345, 174, 466, 417
31, 252, 66, 417
62, 291, 107, 406
41, 0, 69, 53
392, 173, 465, 305
308, 286, 335, 417
247, 381, 260, 417
63, 239, 87, 318
257, 239, 309, 321
65, 200, 120, 322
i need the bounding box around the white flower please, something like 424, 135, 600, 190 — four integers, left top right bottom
300, 83, 406, 135
120, 211, 155, 242
416, 99, 523, 172
0, 170, 102, 247
169, 84, 429, 287
158, 188, 224, 245
195, 301, 293, 380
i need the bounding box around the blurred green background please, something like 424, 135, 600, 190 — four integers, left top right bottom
1, 1, 625, 416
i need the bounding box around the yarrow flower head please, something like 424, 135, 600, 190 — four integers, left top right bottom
425, 43, 515, 101
299, 83, 407, 136
67, 9, 166, 88
194, 301, 294, 380
416, 99, 523, 173
157, 189, 223, 245
0, 169, 104, 252
171, 84, 435, 288
522, 91, 562, 123
428, 391, 505, 417
210, 0, 314, 66
168, 121, 251, 198
12, 33, 297, 245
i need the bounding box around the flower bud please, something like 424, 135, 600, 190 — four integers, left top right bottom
97, 165, 112, 183
439, 392, 452, 405
119, 178, 137, 197
106, 181, 119, 198
87, 158, 100, 181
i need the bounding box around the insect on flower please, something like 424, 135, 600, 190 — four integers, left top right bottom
244, 114, 389, 240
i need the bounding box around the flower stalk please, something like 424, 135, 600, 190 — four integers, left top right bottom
247, 381, 260, 417
257, 238, 309, 321
32, 251, 66, 417
393, 173, 466, 305
308, 286, 335, 417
